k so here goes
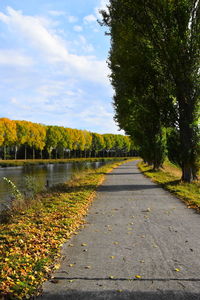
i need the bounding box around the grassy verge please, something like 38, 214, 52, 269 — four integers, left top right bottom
0, 157, 134, 167
0, 158, 135, 299
138, 161, 200, 212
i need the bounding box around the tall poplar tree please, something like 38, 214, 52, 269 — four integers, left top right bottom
101, 0, 200, 181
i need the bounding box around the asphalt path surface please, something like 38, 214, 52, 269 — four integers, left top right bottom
37, 160, 200, 300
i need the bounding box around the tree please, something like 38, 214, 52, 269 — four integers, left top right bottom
45, 126, 62, 159
0, 118, 17, 159
101, 0, 200, 181
92, 133, 105, 156
0, 120, 4, 151
15, 120, 30, 159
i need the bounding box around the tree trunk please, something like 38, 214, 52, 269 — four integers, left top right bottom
33, 148, 35, 160
4, 146, 6, 160
25, 146, 27, 160
178, 93, 197, 182
14, 146, 16, 160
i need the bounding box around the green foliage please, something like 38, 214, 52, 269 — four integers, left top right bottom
0, 118, 135, 159
24, 176, 44, 199
3, 177, 24, 204
101, 0, 200, 181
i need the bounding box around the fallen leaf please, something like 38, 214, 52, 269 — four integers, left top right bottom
113, 242, 119, 245
109, 275, 114, 279
81, 243, 87, 246
69, 264, 75, 267
135, 275, 142, 279
175, 268, 180, 272
54, 264, 60, 270
110, 256, 115, 259
85, 266, 91, 269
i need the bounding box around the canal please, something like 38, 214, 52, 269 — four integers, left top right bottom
0, 160, 113, 208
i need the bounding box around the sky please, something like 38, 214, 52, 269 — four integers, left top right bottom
0, 0, 122, 134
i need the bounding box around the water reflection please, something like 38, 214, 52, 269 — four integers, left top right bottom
0, 161, 109, 208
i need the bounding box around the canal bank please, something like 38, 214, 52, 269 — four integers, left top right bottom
0, 158, 132, 209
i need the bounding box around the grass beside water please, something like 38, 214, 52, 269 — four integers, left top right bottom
138, 161, 200, 212
0, 157, 132, 167
0, 158, 136, 299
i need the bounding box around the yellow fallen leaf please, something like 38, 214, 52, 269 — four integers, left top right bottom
85, 266, 91, 269
113, 242, 119, 245
110, 256, 115, 259
109, 275, 114, 279
69, 264, 75, 267
135, 275, 142, 279
117, 289, 123, 292
54, 264, 60, 270
175, 268, 180, 272
69, 244, 74, 247
69, 280, 74, 283
81, 243, 87, 246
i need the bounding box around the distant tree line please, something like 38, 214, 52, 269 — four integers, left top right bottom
0, 118, 137, 160
101, 0, 200, 182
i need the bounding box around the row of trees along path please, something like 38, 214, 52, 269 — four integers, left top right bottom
0, 118, 136, 160
101, 0, 200, 182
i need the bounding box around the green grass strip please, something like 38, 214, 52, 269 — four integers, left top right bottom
0, 157, 133, 167
0, 158, 136, 299
138, 161, 200, 212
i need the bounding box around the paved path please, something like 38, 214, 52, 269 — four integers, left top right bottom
37, 161, 200, 299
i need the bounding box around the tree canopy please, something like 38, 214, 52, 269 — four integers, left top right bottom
101, 0, 200, 182
0, 118, 134, 159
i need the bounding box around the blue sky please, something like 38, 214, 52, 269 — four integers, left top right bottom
0, 0, 122, 134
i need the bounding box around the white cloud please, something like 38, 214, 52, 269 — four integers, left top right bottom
67, 15, 78, 23
77, 104, 121, 134
95, 0, 109, 16
83, 0, 109, 24
0, 7, 109, 85
73, 25, 83, 32
78, 35, 94, 53
48, 10, 65, 17
83, 14, 97, 23
0, 50, 33, 66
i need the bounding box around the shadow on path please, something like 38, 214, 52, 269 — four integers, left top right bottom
37, 289, 200, 300
51, 276, 200, 282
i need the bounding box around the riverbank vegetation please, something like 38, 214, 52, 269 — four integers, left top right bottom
0, 159, 134, 299
138, 161, 200, 212
0, 118, 137, 161
101, 0, 200, 182
0, 157, 132, 167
